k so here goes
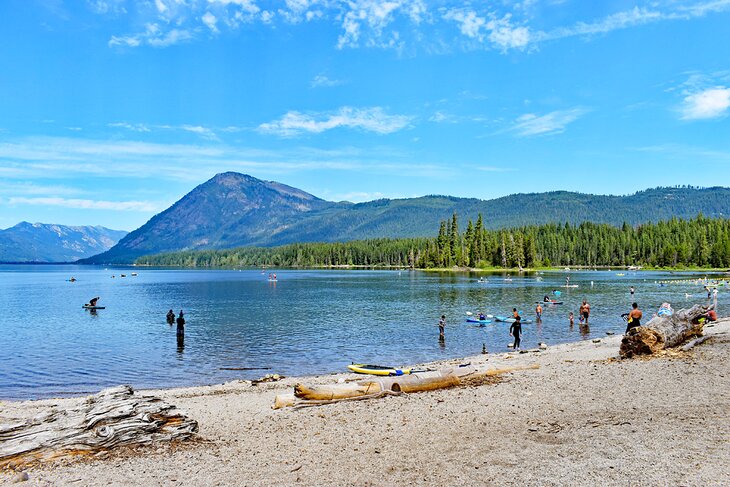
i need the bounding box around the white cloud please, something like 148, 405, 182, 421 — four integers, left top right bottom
7, 197, 161, 212
109, 122, 151, 132
258, 107, 413, 136
442, 9, 487, 41
87, 0, 126, 15
96, 1, 730, 52
487, 15, 530, 50
109, 23, 194, 48
442, 8, 529, 51
506, 108, 588, 137
428, 111, 455, 123
311, 74, 343, 88
680, 87, 730, 120
202, 11, 219, 32
181, 124, 219, 140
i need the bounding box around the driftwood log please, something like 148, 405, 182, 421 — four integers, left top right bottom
620, 304, 711, 358
0, 385, 198, 467
273, 364, 539, 409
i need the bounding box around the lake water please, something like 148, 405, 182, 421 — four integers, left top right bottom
0, 265, 726, 400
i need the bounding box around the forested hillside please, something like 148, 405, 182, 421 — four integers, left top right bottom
136, 215, 730, 269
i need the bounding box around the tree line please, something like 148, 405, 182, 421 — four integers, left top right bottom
135, 214, 730, 269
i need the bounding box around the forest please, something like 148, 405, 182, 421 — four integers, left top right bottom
135, 215, 730, 270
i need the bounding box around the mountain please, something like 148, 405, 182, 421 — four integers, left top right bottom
82, 172, 730, 264
0, 223, 128, 263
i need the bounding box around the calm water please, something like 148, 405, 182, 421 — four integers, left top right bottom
0, 265, 727, 400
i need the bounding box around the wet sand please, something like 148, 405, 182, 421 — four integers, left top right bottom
2, 319, 729, 486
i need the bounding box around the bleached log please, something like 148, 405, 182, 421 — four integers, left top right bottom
620, 304, 710, 358
0, 385, 198, 467
273, 364, 539, 409
681, 335, 712, 351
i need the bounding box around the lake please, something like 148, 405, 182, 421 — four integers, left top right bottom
0, 265, 726, 400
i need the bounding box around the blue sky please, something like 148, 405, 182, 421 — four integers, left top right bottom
0, 0, 729, 231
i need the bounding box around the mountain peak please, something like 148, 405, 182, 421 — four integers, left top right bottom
0, 224, 127, 263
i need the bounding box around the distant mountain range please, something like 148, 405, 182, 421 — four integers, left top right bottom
0, 223, 128, 263
81, 172, 730, 264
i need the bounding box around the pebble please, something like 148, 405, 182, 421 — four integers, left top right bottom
592, 339, 601, 343
539, 343, 548, 350
12, 471, 29, 483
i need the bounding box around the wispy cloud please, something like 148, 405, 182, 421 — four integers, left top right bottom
109, 23, 195, 48
311, 74, 343, 88
536, 7, 662, 41
108, 122, 151, 132
108, 122, 219, 139
0, 182, 83, 196
258, 107, 413, 136
180, 124, 219, 140
7, 197, 161, 212
505, 108, 589, 137
0, 136, 438, 182
95, 1, 730, 52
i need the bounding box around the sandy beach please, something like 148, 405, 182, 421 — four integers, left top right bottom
2, 319, 729, 486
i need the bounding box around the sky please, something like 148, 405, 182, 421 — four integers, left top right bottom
0, 0, 729, 231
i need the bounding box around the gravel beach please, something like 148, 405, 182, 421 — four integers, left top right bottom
2, 319, 729, 486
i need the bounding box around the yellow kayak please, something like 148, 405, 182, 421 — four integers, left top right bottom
347, 364, 411, 376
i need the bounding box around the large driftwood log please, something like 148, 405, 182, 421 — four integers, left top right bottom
273, 364, 539, 409
620, 304, 711, 358
0, 385, 198, 467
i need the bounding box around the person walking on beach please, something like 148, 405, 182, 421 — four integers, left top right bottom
509, 315, 522, 351
438, 315, 446, 341
535, 303, 543, 322
623, 302, 642, 333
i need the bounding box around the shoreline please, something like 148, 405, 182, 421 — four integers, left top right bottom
2, 319, 729, 485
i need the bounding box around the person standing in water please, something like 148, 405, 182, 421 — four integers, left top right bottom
166, 309, 175, 324
569, 311, 574, 327
630, 286, 635, 297
509, 314, 522, 351
535, 303, 543, 322
580, 299, 591, 324
438, 315, 446, 341
176, 310, 185, 338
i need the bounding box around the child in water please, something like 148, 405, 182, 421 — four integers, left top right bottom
569, 311, 574, 326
